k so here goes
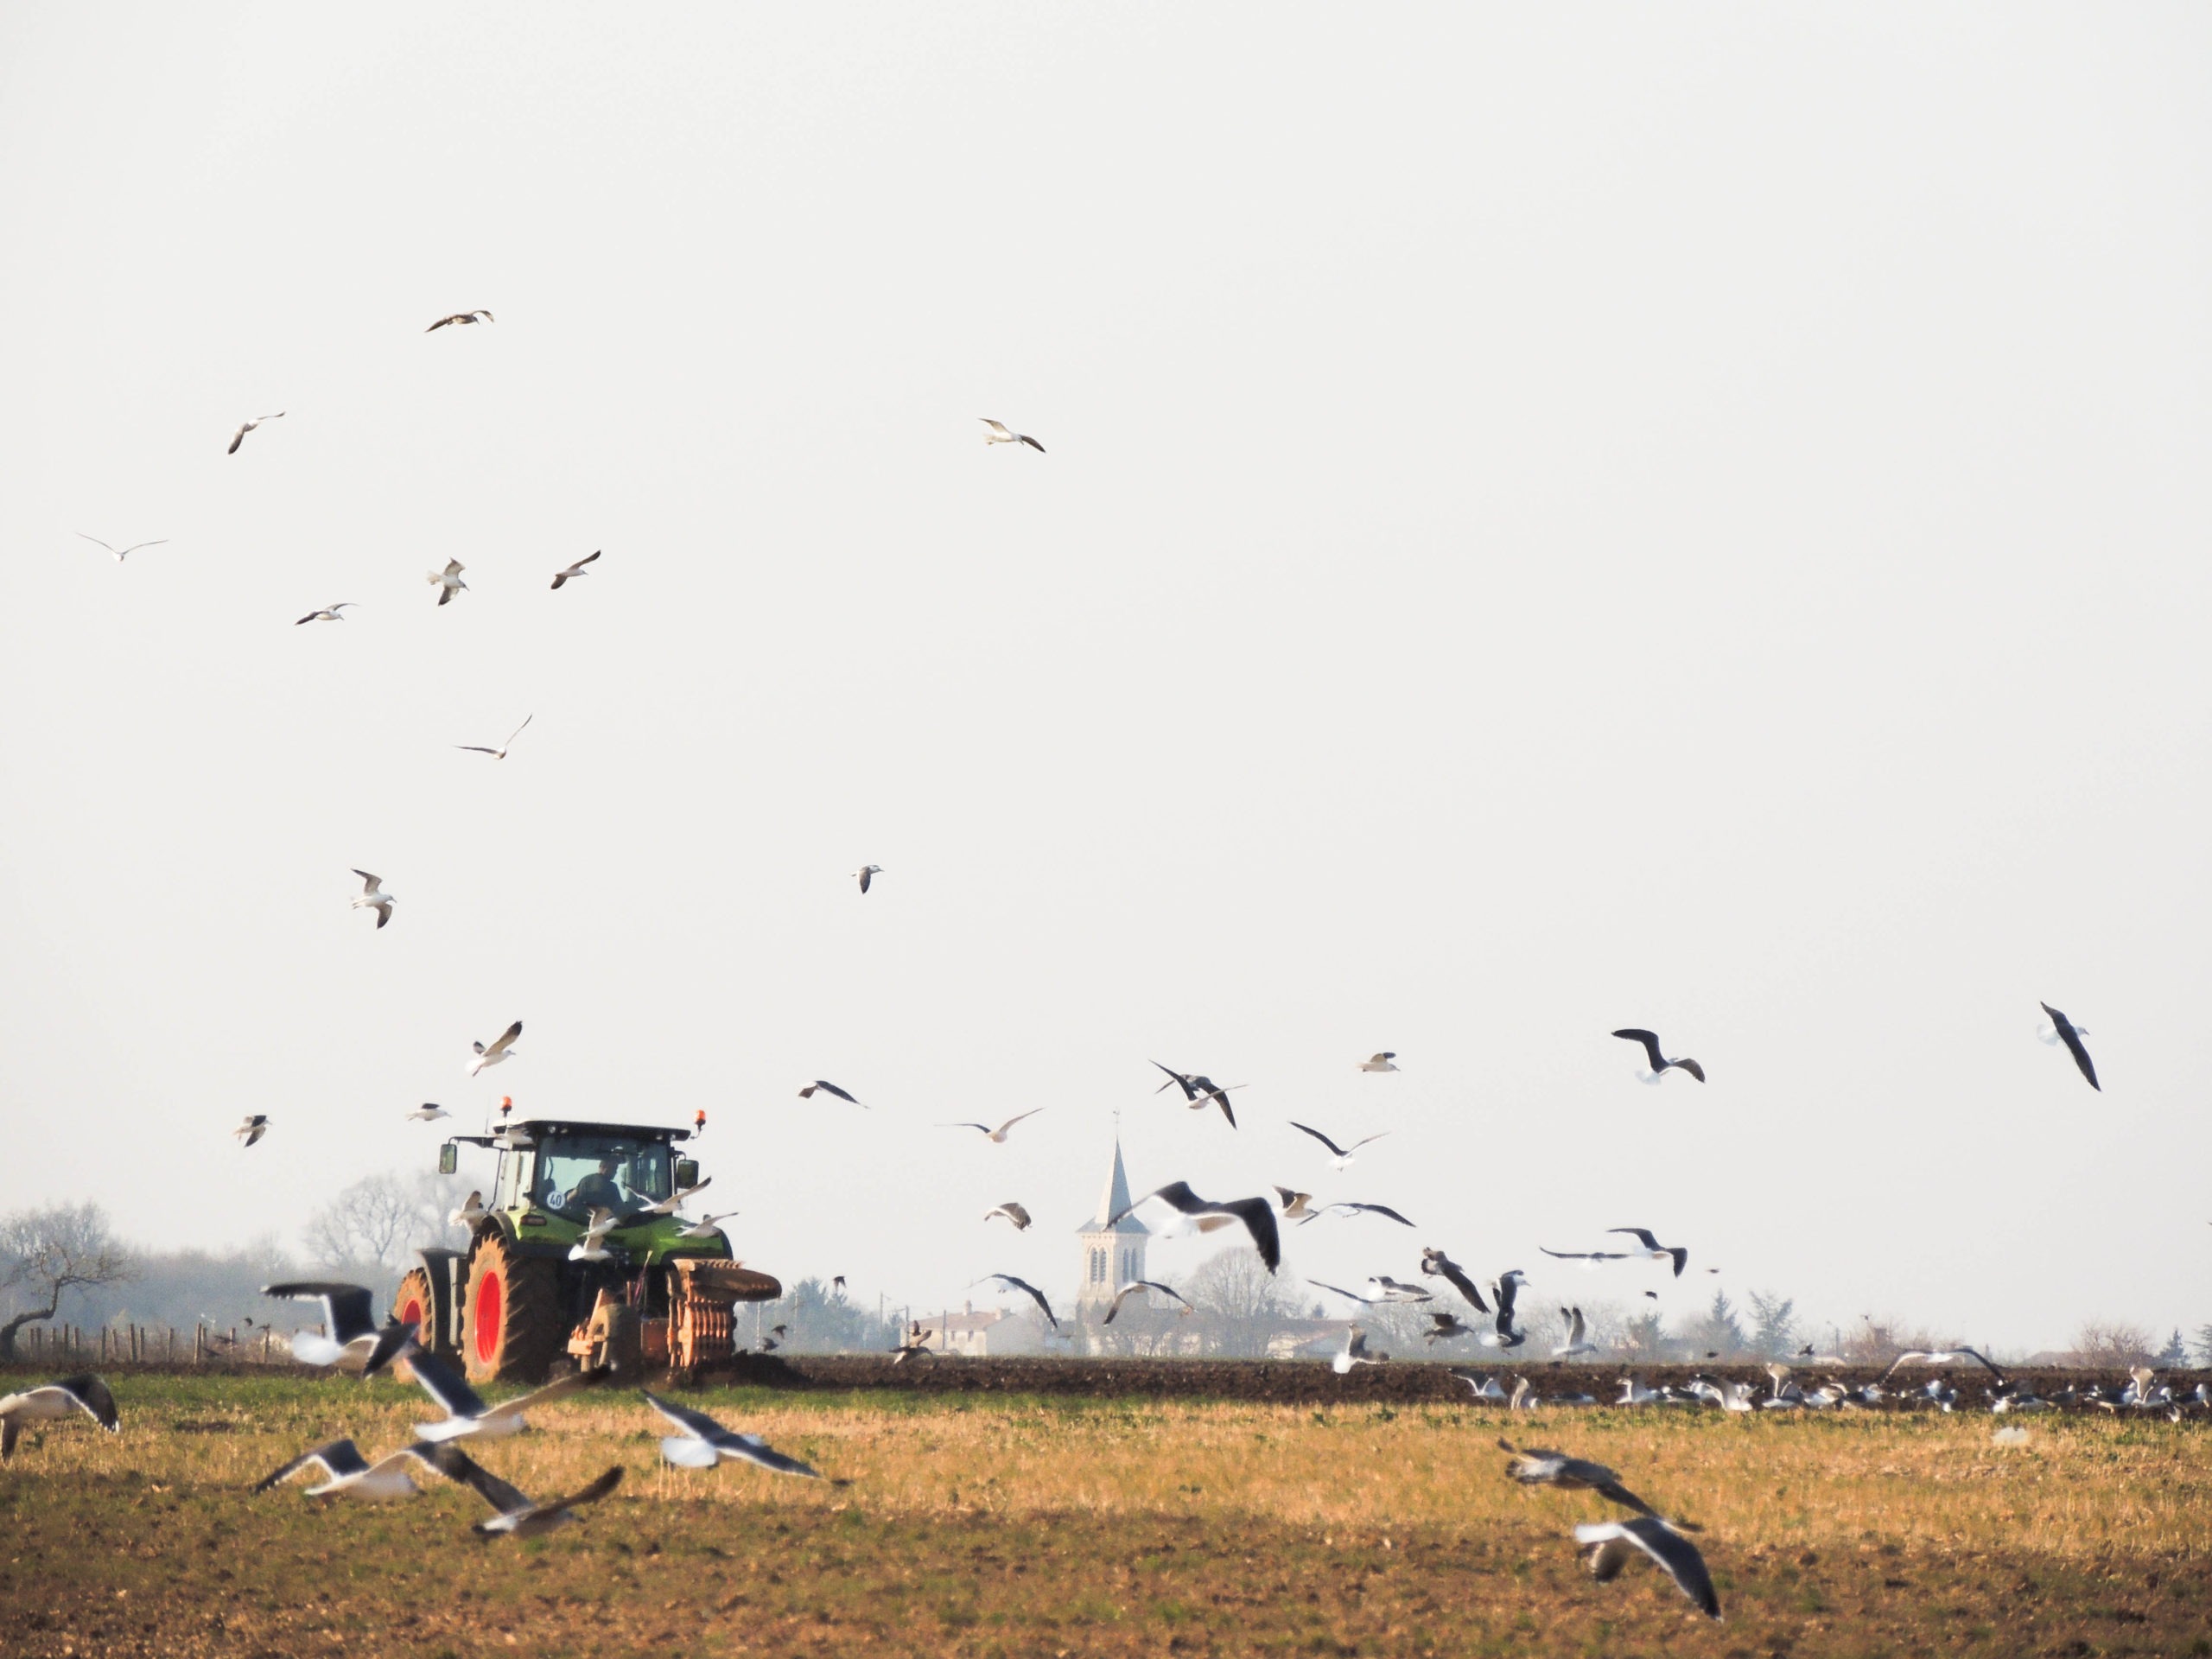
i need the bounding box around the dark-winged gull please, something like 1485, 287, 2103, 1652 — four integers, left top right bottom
401, 1347, 607, 1441
1287, 1121, 1389, 1170
852, 864, 881, 893
455, 714, 532, 760
982, 1202, 1033, 1230
0, 1374, 118, 1459
974, 1273, 1058, 1330
253, 1438, 432, 1500
2037, 1002, 2100, 1091
1357, 1052, 1399, 1071
550, 550, 601, 589
419, 1442, 622, 1539
260, 1282, 413, 1376
468, 1020, 523, 1077
980, 417, 1044, 452
643, 1392, 830, 1478
426, 309, 493, 330
1611, 1029, 1705, 1084
1497, 1439, 1669, 1519
943, 1109, 1044, 1143
1104, 1281, 1194, 1324
1112, 1182, 1281, 1271
1573, 1518, 1720, 1619
1149, 1062, 1240, 1127
228, 411, 284, 454
798, 1078, 868, 1108
234, 1114, 270, 1147
1419, 1247, 1491, 1314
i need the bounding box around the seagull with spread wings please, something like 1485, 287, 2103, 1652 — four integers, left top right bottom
295, 602, 353, 625
426, 309, 493, 331
975, 1273, 1058, 1330
2037, 1001, 2100, 1091
1150, 1062, 1241, 1127
260, 1283, 414, 1376
1332, 1325, 1388, 1374
1611, 1028, 1705, 1084
1287, 1121, 1389, 1170
942, 1109, 1044, 1143
427, 558, 467, 606
981, 417, 1044, 452
1105, 1281, 1194, 1324
1553, 1306, 1598, 1357
419, 1442, 622, 1539
798, 1078, 868, 1108
1300, 1200, 1416, 1228
401, 1348, 607, 1442
1573, 1518, 1721, 1619
1497, 1439, 1671, 1519
0, 1375, 118, 1459
468, 1020, 524, 1077
228, 411, 284, 454
982, 1202, 1033, 1230
75, 532, 168, 562
643, 1391, 830, 1478
550, 550, 600, 590
1357, 1052, 1399, 1071
1113, 1182, 1281, 1271
253, 1439, 435, 1500
234, 1114, 270, 1147
1879, 1347, 2006, 1386
456, 714, 533, 760
1484, 1269, 1529, 1349
349, 869, 395, 930
1419, 1248, 1491, 1313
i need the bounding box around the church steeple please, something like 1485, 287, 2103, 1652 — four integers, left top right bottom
1076, 1135, 1148, 1312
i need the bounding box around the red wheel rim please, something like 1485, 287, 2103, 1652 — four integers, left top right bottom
474, 1270, 503, 1364
399, 1297, 424, 1333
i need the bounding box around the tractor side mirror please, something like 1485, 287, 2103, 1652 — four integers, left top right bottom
438, 1141, 459, 1176
675, 1158, 699, 1190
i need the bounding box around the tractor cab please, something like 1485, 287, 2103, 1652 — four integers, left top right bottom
400, 1117, 779, 1383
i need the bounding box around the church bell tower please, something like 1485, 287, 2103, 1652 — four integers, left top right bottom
1076, 1135, 1149, 1315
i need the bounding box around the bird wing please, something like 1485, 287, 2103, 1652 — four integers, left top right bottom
1427, 1256, 1491, 1313
1610, 1519, 1721, 1618
1287, 1121, 1347, 1157
74, 534, 118, 554
1667, 1247, 1688, 1277
1018, 434, 1045, 452
981, 418, 1013, 438
1149, 1062, 1200, 1102
1208, 1197, 1280, 1270
575, 550, 600, 568
359, 1320, 415, 1380
641, 1389, 724, 1442
540, 1465, 624, 1516
227, 425, 247, 453
994, 1109, 1044, 1135
1605, 1228, 1663, 1251
421, 1443, 533, 1515
990, 1275, 1057, 1330
1122, 1180, 1201, 1222
263, 1282, 376, 1344
947, 1123, 992, 1135
401, 1347, 488, 1420
353, 870, 382, 893
1210, 1089, 1236, 1128
482, 1020, 523, 1058
1103, 1284, 1141, 1324
1370, 1052, 1395, 1064
254, 1439, 363, 1492
1611, 1029, 1667, 1071
1541, 1248, 1624, 1262
503, 715, 533, 747
47, 1374, 119, 1431
810, 1079, 862, 1105
1347, 1203, 1415, 1227
1957, 1347, 2007, 1381
1672, 1058, 1707, 1083
2048, 1010, 2101, 1090
1306, 1279, 1373, 1306
427, 315, 455, 330
720, 1433, 823, 1478
1346, 1133, 1391, 1153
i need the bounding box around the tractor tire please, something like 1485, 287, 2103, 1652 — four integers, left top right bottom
391, 1268, 448, 1363
462, 1231, 566, 1385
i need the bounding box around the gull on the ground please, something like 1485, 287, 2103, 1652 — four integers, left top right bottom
1287, 1121, 1389, 1170
253, 1439, 433, 1500
1497, 1438, 1670, 1519
1104, 1281, 1194, 1324
235, 1114, 270, 1147
426, 310, 493, 330
852, 863, 881, 893
402, 1347, 607, 1442
798, 1079, 868, 1108
448, 1191, 486, 1228
1611, 1028, 1705, 1084
980, 417, 1044, 452
350, 869, 395, 930
975, 1273, 1058, 1330
1420, 1247, 1491, 1313
943, 1109, 1044, 1143
75, 532, 168, 562
643, 1391, 832, 1478
405, 1103, 449, 1122
1573, 1518, 1721, 1619
982, 1202, 1033, 1230
468, 1020, 523, 1077
1300, 1200, 1415, 1228
294, 602, 353, 625
419, 1442, 621, 1539
428, 559, 467, 606
1617, 1376, 1666, 1406
260, 1282, 414, 1376
1112, 1182, 1281, 1271
2037, 1001, 2100, 1091
1357, 1052, 1399, 1071
550, 550, 600, 590
568, 1208, 620, 1262
455, 715, 533, 760
1332, 1325, 1388, 1374
228, 412, 284, 454
1149, 1061, 1242, 1128
0, 1374, 119, 1459
1553, 1306, 1598, 1357
677, 1211, 739, 1239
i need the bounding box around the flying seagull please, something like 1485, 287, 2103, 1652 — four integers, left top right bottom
2037, 1002, 2099, 1091
419, 1442, 621, 1539
0, 1375, 119, 1459
1357, 1052, 1399, 1071
1573, 1518, 1720, 1619
1879, 1348, 2006, 1385
426, 309, 493, 331
75, 532, 168, 562
1300, 1201, 1416, 1228
632, 1177, 713, 1218
428, 559, 467, 606
1105, 1281, 1194, 1324
1419, 1247, 1491, 1313
1272, 1187, 1319, 1220
1609, 1229, 1689, 1276
402, 1348, 607, 1442
1113, 1182, 1281, 1272
975, 1273, 1058, 1330
798, 1079, 868, 1108
234, 1114, 270, 1147
1150, 1061, 1242, 1127
455, 715, 533, 760
468, 1020, 524, 1077
943, 1109, 1044, 1143
1424, 1312, 1481, 1344
1332, 1325, 1388, 1374
642, 1391, 830, 1478
1287, 1121, 1389, 1170
1611, 1029, 1705, 1084
295, 602, 353, 625
259, 1283, 414, 1376
448, 1191, 486, 1228
550, 550, 601, 590
405, 1103, 449, 1122
982, 1202, 1033, 1230
568, 1207, 620, 1262
350, 869, 395, 930
253, 1439, 433, 1500
853, 864, 881, 893
1309, 1277, 1433, 1307
227, 411, 284, 454
1553, 1306, 1598, 1357
1497, 1439, 1669, 1519
1486, 1269, 1529, 1349
677, 1211, 740, 1239
980, 417, 1044, 452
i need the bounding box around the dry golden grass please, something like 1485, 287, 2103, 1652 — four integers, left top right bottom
1, 1372, 2205, 1656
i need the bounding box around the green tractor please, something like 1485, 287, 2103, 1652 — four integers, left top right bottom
395, 1118, 780, 1383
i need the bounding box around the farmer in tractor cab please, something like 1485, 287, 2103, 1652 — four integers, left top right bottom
569, 1154, 639, 1217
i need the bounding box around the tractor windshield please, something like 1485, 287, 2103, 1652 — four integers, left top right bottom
531, 1134, 673, 1220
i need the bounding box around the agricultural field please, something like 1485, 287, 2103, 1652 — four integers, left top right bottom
1, 1368, 2205, 1658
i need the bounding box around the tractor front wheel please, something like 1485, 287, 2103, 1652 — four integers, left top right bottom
392, 1268, 448, 1363
462, 1231, 565, 1384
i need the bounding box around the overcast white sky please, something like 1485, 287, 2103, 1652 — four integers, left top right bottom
2, 5, 2206, 1353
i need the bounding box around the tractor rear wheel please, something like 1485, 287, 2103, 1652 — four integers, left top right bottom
462, 1231, 565, 1384
392, 1268, 448, 1363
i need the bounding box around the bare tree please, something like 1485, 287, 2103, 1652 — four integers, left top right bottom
304, 1172, 464, 1281
2069, 1319, 2158, 1368
0, 1203, 136, 1357
1185, 1246, 1291, 1357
